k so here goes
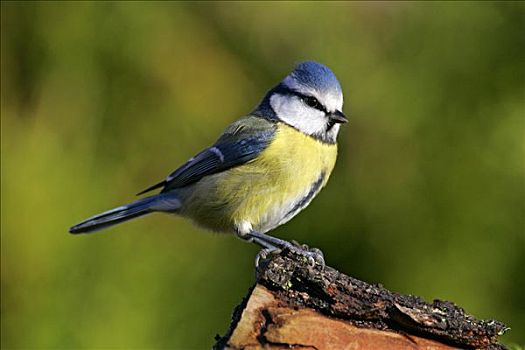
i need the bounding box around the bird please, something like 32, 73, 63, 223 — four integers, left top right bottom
69, 61, 348, 264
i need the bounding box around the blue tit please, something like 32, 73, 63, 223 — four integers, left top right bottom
69, 61, 348, 262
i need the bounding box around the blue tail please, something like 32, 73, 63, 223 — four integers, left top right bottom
69, 194, 180, 234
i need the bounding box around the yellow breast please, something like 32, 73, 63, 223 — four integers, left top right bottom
182, 123, 338, 233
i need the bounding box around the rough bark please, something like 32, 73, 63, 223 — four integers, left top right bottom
214, 249, 508, 350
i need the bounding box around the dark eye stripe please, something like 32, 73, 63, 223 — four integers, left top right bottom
301, 95, 326, 113
273, 84, 328, 113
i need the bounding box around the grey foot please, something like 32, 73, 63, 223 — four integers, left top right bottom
254, 246, 281, 268
288, 243, 325, 267
247, 231, 325, 268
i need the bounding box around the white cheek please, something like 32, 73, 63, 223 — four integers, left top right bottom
270, 94, 327, 136
326, 123, 341, 140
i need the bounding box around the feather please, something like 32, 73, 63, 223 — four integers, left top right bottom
137, 116, 277, 194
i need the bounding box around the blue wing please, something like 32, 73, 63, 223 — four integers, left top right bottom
137, 116, 276, 194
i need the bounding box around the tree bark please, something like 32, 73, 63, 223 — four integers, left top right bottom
214, 249, 508, 350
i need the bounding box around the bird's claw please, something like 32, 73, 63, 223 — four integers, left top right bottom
284, 242, 325, 268
255, 244, 324, 268
302, 248, 325, 268
255, 247, 281, 268
246, 231, 325, 269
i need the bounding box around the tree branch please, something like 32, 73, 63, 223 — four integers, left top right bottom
214, 249, 508, 350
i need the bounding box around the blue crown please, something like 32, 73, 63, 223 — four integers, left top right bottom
290, 61, 342, 95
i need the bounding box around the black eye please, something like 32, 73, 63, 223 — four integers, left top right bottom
302, 96, 324, 111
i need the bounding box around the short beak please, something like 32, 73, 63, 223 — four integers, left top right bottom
329, 110, 348, 124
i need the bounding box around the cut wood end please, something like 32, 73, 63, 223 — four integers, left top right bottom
223, 284, 459, 350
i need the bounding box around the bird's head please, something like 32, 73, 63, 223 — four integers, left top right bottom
257, 61, 347, 144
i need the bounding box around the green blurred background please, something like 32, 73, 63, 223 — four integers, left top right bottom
1, 1, 524, 349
